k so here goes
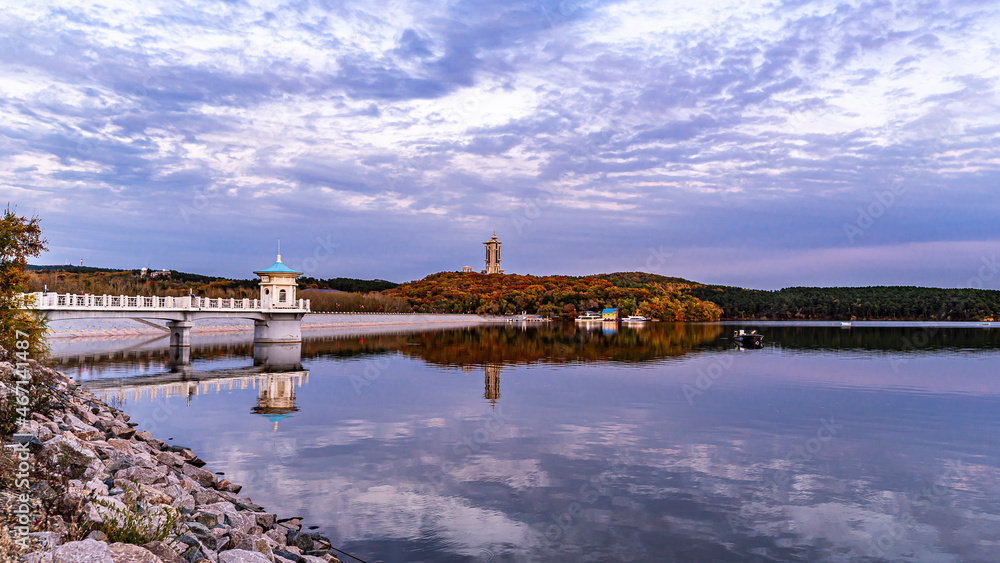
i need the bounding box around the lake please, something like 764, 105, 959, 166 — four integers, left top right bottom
55, 321, 1000, 562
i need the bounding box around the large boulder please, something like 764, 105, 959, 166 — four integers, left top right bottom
218, 549, 272, 563
107, 543, 161, 563
51, 539, 115, 563
38, 436, 97, 468
182, 463, 218, 488
141, 541, 188, 563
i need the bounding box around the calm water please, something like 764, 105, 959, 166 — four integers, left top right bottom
56, 322, 1000, 562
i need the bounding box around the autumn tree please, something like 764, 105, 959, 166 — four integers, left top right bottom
0, 206, 48, 357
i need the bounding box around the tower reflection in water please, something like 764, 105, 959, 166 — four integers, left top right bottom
251, 372, 301, 431
465, 363, 503, 408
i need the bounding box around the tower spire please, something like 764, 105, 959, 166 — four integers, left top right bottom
277, 238, 281, 262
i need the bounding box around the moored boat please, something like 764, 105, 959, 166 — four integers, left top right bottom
733, 329, 764, 348
575, 311, 603, 322
622, 315, 649, 322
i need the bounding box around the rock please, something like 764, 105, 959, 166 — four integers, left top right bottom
139, 484, 173, 505
135, 430, 155, 442
71, 404, 99, 425
142, 541, 188, 563
110, 425, 137, 439
107, 438, 137, 455
156, 450, 185, 467
233, 533, 274, 558
39, 436, 97, 467
192, 488, 221, 507
51, 539, 114, 563
218, 550, 272, 563
28, 531, 62, 550
115, 466, 166, 486
107, 542, 161, 563
181, 545, 204, 562
287, 531, 315, 552
182, 463, 218, 488
265, 529, 286, 546
194, 510, 221, 528
22, 552, 53, 563
254, 512, 276, 530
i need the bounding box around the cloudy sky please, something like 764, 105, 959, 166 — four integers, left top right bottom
2, 0, 999, 288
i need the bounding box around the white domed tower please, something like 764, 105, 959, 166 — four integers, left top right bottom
254, 252, 303, 310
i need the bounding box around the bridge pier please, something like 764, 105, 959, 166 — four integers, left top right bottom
253, 314, 304, 344
167, 321, 193, 348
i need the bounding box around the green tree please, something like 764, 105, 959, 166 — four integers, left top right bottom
1, 206, 48, 357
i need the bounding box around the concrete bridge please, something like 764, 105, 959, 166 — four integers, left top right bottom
30, 292, 310, 347
27, 253, 311, 359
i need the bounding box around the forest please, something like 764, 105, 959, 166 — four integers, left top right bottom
686, 285, 1000, 321
385, 271, 724, 321
24, 266, 1000, 321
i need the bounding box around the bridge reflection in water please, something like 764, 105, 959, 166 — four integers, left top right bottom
80, 341, 307, 431
85, 368, 308, 431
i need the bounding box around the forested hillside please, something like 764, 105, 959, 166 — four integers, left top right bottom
385, 271, 723, 320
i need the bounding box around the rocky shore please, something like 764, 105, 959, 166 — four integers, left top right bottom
0, 346, 346, 563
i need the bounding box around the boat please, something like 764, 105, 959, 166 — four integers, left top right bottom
575, 311, 603, 322
733, 329, 763, 348
840, 322, 852, 327
622, 315, 649, 323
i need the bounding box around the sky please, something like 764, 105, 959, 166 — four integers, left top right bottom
1, 0, 999, 289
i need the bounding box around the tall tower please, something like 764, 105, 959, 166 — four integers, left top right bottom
482, 232, 503, 275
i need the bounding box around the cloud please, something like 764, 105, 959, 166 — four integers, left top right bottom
0, 0, 998, 285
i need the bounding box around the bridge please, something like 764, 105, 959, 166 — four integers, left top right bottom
27, 254, 311, 362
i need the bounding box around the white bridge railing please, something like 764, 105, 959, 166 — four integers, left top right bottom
28, 292, 310, 313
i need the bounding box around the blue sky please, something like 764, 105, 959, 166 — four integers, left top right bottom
2, 0, 999, 288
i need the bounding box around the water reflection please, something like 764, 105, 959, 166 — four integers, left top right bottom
55, 323, 1000, 562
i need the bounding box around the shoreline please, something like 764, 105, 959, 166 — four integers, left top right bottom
44, 313, 493, 339
1, 347, 350, 563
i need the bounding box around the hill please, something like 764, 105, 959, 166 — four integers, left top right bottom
384, 271, 723, 320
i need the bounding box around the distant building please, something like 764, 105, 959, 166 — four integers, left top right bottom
149, 269, 170, 279
482, 232, 503, 274
602, 308, 619, 321
461, 266, 473, 273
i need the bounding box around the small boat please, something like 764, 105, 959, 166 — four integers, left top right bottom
840, 322, 852, 327
622, 315, 649, 323
575, 311, 603, 322
733, 329, 763, 348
